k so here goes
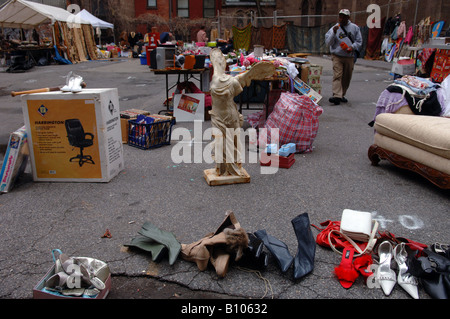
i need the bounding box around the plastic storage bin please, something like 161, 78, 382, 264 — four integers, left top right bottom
128, 118, 174, 150
139, 54, 147, 65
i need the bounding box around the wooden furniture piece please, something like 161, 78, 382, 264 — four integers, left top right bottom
368, 113, 450, 189
369, 145, 450, 189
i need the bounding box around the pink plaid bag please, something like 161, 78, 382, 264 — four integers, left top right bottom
259, 92, 323, 153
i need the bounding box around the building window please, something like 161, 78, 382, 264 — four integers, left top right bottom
177, 0, 189, 18
147, 0, 157, 9
204, 0, 215, 18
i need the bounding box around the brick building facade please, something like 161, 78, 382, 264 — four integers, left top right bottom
22, 1, 447, 42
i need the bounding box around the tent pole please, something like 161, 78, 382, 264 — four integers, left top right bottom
413, 0, 419, 29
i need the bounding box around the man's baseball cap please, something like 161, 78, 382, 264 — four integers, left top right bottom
339, 9, 350, 16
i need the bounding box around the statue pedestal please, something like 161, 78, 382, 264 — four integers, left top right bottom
203, 168, 250, 186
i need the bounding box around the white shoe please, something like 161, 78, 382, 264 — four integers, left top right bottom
61, 78, 75, 92
61, 71, 73, 92
376, 241, 396, 296
394, 243, 419, 299
71, 76, 83, 93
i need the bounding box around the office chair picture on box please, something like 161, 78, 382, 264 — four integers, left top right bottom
65, 119, 95, 167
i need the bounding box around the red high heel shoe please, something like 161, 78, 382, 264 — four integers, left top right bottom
334, 247, 359, 288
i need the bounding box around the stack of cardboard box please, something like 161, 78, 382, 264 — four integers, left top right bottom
306, 64, 323, 95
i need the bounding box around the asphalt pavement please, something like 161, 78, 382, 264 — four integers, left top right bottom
0, 54, 449, 307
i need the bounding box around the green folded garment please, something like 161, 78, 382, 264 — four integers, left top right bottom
126, 221, 181, 265
124, 235, 167, 262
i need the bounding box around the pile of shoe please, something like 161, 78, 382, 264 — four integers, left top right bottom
126, 212, 259, 278
180, 211, 249, 277
44, 249, 110, 298
374, 241, 420, 299
372, 240, 450, 299
180, 212, 317, 280
126, 212, 318, 280
315, 220, 450, 299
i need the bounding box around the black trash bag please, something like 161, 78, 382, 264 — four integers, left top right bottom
37, 57, 48, 66
6, 55, 34, 73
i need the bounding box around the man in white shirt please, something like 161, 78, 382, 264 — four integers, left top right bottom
325, 9, 362, 105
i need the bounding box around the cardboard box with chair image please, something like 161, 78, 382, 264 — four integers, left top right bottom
21, 88, 124, 182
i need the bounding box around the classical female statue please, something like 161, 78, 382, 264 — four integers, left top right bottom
204, 48, 275, 185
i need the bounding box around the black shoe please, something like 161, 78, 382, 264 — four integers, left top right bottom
341, 97, 348, 103
254, 229, 294, 273
329, 97, 341, 105
291, 213, 316, 279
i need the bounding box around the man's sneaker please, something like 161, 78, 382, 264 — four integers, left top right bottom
329, 97, 341, 105
341, 97, 348, 103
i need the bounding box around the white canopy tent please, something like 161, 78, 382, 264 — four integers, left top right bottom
0, 0, 98, 63
75, 8, 115, 45
75, 9, 113, 30
0, 0, 90, 29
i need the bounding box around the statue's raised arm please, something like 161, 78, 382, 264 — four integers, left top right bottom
235, 61, 276, 88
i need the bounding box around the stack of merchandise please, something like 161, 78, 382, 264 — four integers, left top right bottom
120, 109, 151, 144
260, 143, 296, 169
128, 114, 175, 150
306, 64, 323, 94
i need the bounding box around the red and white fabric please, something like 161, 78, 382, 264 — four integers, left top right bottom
259, 92, 323, 153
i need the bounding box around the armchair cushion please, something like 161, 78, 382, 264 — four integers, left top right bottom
374, 113, 450, 159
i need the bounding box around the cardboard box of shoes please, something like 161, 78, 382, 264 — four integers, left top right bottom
21, 88, 124, 182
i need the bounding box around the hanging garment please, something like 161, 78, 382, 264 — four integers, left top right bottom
260, 27, 273, 50
232, 24, 252, 51
383, 17, 393, 35
272, 24, 287, 49
391, 25, 399, 40
397, 21, 406, 39
365, 17, 385, 60
286, 23, 335, 55
210, 28, 218, 41
405, 26, 414, 44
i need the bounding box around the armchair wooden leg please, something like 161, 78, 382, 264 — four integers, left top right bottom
368, 144, 450, 189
